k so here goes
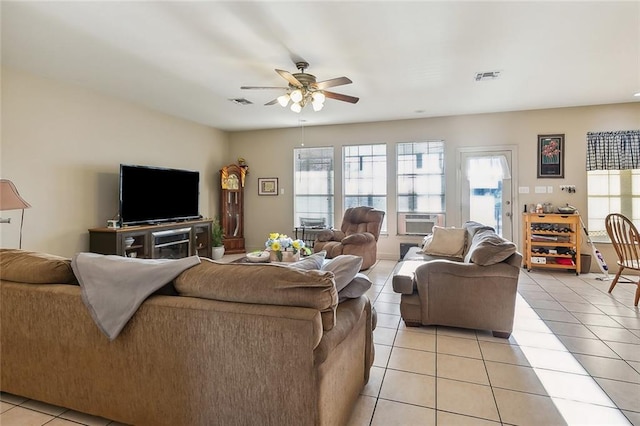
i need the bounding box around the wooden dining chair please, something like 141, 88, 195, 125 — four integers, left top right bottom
605, 213, 640, 306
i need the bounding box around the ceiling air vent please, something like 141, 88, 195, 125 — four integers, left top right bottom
229, 98, 253, 105
475, 71, 501, 81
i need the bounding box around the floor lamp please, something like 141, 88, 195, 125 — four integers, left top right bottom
0, 179, 32, 249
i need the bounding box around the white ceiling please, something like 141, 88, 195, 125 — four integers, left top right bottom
2, 1, 639, 132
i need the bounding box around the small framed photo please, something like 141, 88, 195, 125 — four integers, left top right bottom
258, 177, 278, 196
537, 134, 565, 178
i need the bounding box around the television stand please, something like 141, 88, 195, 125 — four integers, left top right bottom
89, 219, 213, 259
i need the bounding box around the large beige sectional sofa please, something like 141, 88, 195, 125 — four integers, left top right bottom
393, 222, 522, 338
0, 249, 375, 426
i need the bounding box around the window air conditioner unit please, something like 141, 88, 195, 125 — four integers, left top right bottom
399, 213, 443, 235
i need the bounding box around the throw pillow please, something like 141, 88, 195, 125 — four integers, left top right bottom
338, 273, 372, 302
288, 251, 326, 270
320, 255, 363, 292
422, 226, 467, 258
420, 234, 433, 250
466, 230, 517, 266
0, 248, 76, 284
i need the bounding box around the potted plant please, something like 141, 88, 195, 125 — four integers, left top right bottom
211, 218, 225, 260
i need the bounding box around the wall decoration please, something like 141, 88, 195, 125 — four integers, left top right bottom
258, 178, 278, 196
537, 134, 564, 178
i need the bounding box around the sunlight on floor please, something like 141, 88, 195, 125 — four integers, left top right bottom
513, 294, 632, 425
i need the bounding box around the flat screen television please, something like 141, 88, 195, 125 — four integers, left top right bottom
119, 164, 200, 226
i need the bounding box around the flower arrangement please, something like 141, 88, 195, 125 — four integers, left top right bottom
265, 233, 311, 261
541, 139, 560, 164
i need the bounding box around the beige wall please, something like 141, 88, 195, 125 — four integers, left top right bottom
3, 65, 639, 272
1, 68, 228, 256
229, 103, 640, 268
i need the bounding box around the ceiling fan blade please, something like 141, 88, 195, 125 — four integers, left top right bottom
323, 91, 359, 104
316, 77, 352, 90
241, 86, 288, 90
276, 69, 302, 87
265, 99, 279, 106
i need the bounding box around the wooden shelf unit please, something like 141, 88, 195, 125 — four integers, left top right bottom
89, 219, 212, 259
522, 213, 581, 275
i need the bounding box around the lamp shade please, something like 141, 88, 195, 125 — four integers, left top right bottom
0, 179, 31, 211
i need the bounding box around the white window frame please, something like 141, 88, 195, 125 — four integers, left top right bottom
342, 143, 387, 232
587, 169, 640, 242
396, 141, 445, 235
293, 146, 335, 228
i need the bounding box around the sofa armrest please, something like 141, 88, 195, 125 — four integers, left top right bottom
341, 232, 375, 245
392, 260, 427, 294
316, 229, 345, 242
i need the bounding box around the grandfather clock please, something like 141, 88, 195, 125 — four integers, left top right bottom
220, 164, 246, 253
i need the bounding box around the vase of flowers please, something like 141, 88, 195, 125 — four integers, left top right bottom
265, 233, 311, 262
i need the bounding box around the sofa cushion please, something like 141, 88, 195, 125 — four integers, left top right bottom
462, 221, 496, 256
421, 234, 432, 250
314, 296, 366, 366
422, 226, 466, 258
175, 259, 338, 330
288, 251, 326, 270
0, 249, 76, 284
464, 230, 517, 266
338, 273, 372, 302
320, 255, 363, 292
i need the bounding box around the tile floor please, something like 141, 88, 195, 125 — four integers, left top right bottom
2, 258, 639, 425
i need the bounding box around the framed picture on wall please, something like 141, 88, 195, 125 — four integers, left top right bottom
537, 134, 564, 178
258, 178, 278, 196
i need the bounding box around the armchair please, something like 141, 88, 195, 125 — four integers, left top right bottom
314, 206, 385, 270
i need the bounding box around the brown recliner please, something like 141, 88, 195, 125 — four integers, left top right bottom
314, 206, 385, 271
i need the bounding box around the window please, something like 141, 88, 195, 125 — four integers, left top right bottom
293, 147, 334, 228
343, 144, 387, 231
586, 130, 640, 242
396, 141, 445, 235
587, 169, 640, 242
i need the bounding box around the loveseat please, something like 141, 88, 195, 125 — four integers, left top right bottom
0, 249, 376, 426
392, 222, 522, 338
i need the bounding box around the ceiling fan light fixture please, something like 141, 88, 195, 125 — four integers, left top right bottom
312, 91, 326, 104
290, 89, 303, 103
242, 62, 358, 112
277, 94, 290, 107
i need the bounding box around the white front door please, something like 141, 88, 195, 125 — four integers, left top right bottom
458, 147, 517, 241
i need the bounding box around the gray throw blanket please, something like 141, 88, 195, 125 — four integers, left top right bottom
71, 252, 200, 340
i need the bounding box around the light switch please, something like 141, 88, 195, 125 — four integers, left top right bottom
518, 186, 530, 194
535, 186, 547, 194
547, 186, 553, 193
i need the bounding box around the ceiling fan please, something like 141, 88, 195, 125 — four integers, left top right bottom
241, 61, 359, 112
